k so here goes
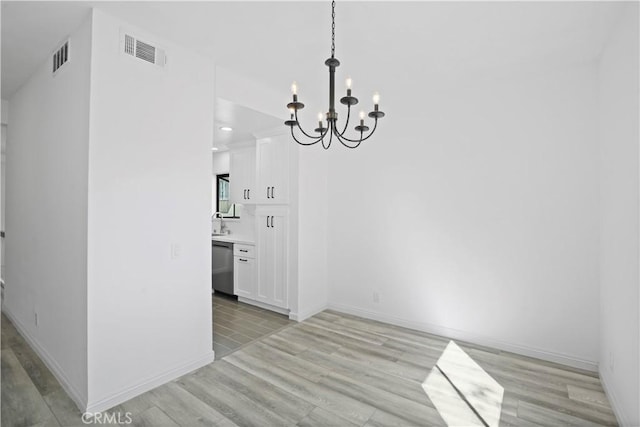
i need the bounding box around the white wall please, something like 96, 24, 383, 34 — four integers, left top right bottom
86, 9, 215, 411
1, 99, 8, 124
597, 4, 640, 425
212, 151, 230, 176
295, 148, 328, 320
215, 66, 286, 119
4, 16, 92, 406
1, 99, 7, 279
327, 63, 601, 369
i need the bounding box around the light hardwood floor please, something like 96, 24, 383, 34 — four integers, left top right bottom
2, 306, 618, 426
212, 293, 294, 359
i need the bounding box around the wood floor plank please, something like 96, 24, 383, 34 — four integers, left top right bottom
225, 350, 377, 425
1, 348, 60, 427
364, 409, 418, 427
517, 400, 605, 426
333, 344, 429, 382
276, 327, 342, 354
295, 322, 403, 360
468, 347, 604, 391
42, 389, 86, 427
312, 311, 342, 323
145, 382, 238, 427
491, 376, 618, 425
227, 332, 253, 345
567, 384, 612, 408
296, 348, 427, 405
297, 406, 358, 427
177, 371, 292, 427
11, 339, 64, 400
242, 341, 330, 382
131, 406, 180, 427
201, 360, 315, 424
260, 333, 309, 356
213, 334, 244, 350
306, 316, 390, 345
318, 371, 446, 426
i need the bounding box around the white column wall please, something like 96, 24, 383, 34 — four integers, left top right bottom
86, 9, 215, 411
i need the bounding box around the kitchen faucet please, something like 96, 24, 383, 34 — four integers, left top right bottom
212, 212, 227, 234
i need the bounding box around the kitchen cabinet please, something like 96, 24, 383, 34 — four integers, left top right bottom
255, 208, 288, 309
233, 243, 255, 299
256, 135, 289, 204
229, 147, 256, 204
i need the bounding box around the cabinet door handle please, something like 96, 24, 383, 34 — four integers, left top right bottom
270, 216, 274, 228
239, 249, 248, 253
271, 186, 275, 199
266, 187, 270, 199
238, 258, 248, 262
243, 189, 247, 199
247, 189, 250, 199
266, 216, 270, 228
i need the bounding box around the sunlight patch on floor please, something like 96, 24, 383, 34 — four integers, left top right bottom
423, 341, 504, 427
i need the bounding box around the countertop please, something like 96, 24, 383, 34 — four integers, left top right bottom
211, 234, 255, 245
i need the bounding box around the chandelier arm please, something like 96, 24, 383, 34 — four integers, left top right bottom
294, 109, 327, 140
339, 105, 351, 136
335, 134, 360, 149
323, 121, 335, 150
333, 127, 363, 149
291, 126, 322, 146
334, 118, 378, 143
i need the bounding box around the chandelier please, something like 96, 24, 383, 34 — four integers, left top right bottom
285, 0, 385, 149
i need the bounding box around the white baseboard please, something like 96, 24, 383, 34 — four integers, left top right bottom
2, 307, 88, 410
327, 302, 598, 372
85, 351, 215, 414
237, 297, 289, 315
289, 302, 328, 322
599, 368, 628, 426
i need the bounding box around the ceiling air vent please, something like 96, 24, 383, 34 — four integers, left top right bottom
52, 41, 69, 73
122, 33, 166, 67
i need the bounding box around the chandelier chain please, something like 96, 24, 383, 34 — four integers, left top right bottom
331, 0, 336, 58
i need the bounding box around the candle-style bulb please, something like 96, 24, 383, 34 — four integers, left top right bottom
359, 111, 365, 120
346, 77, 352, 90
291, 81, 298, 95
318, 112, 324, 121
372, 92, 380, 105
289, 107, 295, 116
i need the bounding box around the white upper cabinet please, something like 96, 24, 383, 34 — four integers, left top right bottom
229, 147, 256, 204
256, 134, 289, 204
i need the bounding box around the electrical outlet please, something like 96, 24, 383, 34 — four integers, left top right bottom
171, 243, 181, 259
373, 292, 380, 303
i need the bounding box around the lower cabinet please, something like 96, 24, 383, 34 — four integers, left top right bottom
255, 208, 288, 310
234, 244, 255, 299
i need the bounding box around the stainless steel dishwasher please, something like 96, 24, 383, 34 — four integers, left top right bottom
212, 240, 234, 295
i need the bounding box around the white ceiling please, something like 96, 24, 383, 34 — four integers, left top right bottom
1, 1, 625, 141
213, 98, 282, 151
